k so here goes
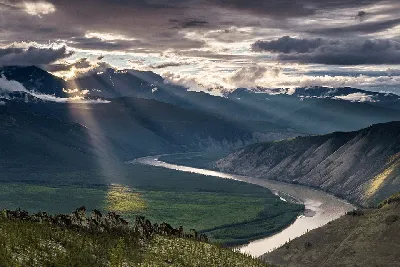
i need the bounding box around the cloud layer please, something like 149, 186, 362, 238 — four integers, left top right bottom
0, 0, 399, 92
0, 46, 72, 66
253, 37, 400, 65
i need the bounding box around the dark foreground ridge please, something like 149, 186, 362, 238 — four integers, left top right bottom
0, 207, 269, 267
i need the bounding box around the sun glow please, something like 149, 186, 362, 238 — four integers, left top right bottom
85, 31, 135, 41
366, 154, 400, 198
23, 1, 56, 17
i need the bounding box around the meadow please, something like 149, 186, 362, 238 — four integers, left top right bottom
0, 163, 303, 245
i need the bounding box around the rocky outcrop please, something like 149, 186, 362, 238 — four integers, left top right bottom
216, 121, 400, 206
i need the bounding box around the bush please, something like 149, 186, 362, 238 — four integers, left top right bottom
346, 209, 364, 216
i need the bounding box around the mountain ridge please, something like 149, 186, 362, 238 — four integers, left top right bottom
216, 121, 400, 206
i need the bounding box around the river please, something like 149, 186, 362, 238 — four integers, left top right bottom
130, 155, 355, 257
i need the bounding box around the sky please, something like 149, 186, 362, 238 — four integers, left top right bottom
0, 0, 400, 94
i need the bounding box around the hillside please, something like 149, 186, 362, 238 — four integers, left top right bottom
0, 104, 100, 170
0, 96, 254, 163
216, 121, 400, 206
261, 194, 400, 267
0, 207, 269, 267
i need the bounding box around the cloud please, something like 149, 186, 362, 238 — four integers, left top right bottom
46, 57, 92, 72
333, 92, 375, 102
70, 61, 115, 78
0, 75, 28, 92
0, 0, 399, 93
310, 18, 400, 35
226, 65, 281, 88
0, 46, 73, 66
150, 62, 189, 69
206, 0, 379, 18
68, 37, 138, 51
162, 65, 400, 95
253, 37, 400, 65
171, 19, 209, 28
252, 36, 325, 54
23, 1, 56, 17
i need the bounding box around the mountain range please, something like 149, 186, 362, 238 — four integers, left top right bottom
1, 66, 400, 202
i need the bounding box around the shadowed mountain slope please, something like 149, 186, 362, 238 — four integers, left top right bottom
216, 121, 400, 206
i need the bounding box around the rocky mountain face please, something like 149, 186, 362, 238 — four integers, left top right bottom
261, 194, 400, 267
216, 121, 400, 206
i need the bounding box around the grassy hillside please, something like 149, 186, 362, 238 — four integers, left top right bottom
0, 208, 269, 267
216, 121, 400, 206
261, 193, 400, 267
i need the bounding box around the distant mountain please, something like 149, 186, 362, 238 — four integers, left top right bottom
71, 69, 400, 134
227, 88, 400, 134
262, 194, 400, 267
216, 121, 400, 206
231, 86, 400, 103
0, 66, 68, 97
0, 95, 255, 165
2, 66, 400, 139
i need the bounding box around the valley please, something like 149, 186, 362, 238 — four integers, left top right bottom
0, 163, 304, 246
1, 1, 400, 265
135, 155, 354, 257
1, 66, 400, 265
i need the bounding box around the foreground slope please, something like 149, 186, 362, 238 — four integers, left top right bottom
216, 121, 400, 206
0, 208, 268, 267
261, 194, 400, 267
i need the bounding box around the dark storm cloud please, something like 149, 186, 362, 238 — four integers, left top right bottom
253, 37, 400, 65
173, 19, 209, 29
252, 36, 326, 54
46, 57, 92, 72
206, 0, 378, 18
310, 18, 400, 35
0, 0, 206, 53
68, 37, 139, 51
355, 11, 368, 21
150, 62, 189, 69
1, 0, 395, 44
0, 0, 399, 67
0, 46, 73, 66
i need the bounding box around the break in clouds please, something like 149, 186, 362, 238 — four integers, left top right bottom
0, 0, 399, 92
